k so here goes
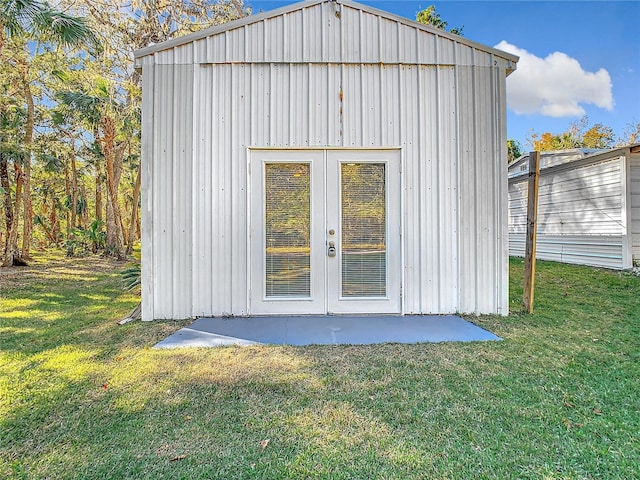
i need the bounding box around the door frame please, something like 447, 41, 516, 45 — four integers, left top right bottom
247, 147, 403, 316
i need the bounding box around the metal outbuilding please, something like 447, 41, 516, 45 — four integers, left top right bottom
508, 144, 640, 269
134, 0, 518, 320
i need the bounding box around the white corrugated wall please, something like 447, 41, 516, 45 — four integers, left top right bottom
630, 154, 640, 262
139, 1, 512, 319
508, 156, 631, 269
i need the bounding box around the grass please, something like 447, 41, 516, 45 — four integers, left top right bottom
1, 251, 639, 479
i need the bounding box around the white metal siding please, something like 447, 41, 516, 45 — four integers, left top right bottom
508, 156, 628, 270
141, 65, 195, 320
509, 235, 626, 270
139, 1, 511, 319
458, 62, 508, 315
630, 154, 640, 263
147, 2, 515, 69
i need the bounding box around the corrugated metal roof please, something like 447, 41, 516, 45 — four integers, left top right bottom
133, 0, 519, 69
508, 143, 640, 180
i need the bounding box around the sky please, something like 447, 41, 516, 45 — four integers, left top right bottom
245, 0, 640, 148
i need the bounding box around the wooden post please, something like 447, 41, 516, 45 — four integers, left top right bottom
523, 151, 540, 313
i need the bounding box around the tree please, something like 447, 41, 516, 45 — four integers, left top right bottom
57, 85, 130, 259
527, 116, 615, 152
1, 0, 247, 266
507, 139, 522, 163
416, 5, 463, 35
581, 124, 614, 149
618, 122, 640, 146
0, 0, 95, 266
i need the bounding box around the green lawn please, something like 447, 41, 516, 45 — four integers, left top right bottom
1, 251, 639, 479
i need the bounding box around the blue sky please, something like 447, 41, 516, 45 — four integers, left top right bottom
246, 0, 640, 148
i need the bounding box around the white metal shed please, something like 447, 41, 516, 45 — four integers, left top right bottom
508, 144, 640, 269
134, 0, 518, 320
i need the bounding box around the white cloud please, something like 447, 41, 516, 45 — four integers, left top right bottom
495, 41, 614, 117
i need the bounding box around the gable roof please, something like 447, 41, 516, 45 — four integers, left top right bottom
134, 0, 518, 70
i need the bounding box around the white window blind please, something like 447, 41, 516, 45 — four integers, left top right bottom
341, 163, 387, 297
264, 163, 311, 297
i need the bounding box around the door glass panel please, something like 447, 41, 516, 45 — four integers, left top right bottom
264, 163, 311, 297
341, 163, 386, 297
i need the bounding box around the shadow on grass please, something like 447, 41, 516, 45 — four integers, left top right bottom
2, 254, 640, 479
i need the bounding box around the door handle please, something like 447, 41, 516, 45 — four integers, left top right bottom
327, 241, 337, 257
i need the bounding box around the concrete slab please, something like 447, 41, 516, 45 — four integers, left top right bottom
154, 315, 500, 348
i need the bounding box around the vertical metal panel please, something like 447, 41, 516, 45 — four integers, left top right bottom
251, 64, 270, 146
326, 65, 342, 145
289, 65, 310, 146
436, 66, 459, 312
418, 66, 439, 313
285, 10, 304, 62
474, 64, 497, 314
359, 66, 382, 146
341, 5, 360, 62
456, 64, 478, 314
228, 27, 245, 61
379, 17, 398, 64
219, 65, 234, 313
417, 32, 437, 63
248, 20, 265, 62
264, 15, 284, 62
140, 64, 155, 320
630, 155, 640, 261
380, 66, 400, 147
496, 64, 510, 314
191, 65, 213, 317
359, 9, 380, 62
342, 65, 361, 146
303, 5, 323, 62
155, 47, 173, 65
152, 65, 174, 319
308, 65, 329, 146
194, 38, 207, 62
398, 25, 417, 64
172, 64, 194, 318
398, 65, 420, 313
456, 44, 473, 66
324, 1, 341, 62
230, 64, 250, 315
207, 33, 225, 63
436, 36, 455, 64
271, 64, 291, 146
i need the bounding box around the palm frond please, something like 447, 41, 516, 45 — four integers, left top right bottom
120, 264, 141, 292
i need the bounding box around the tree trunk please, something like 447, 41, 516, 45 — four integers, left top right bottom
38, 215, 57, 244
101, 115, 124, 258
126, 162, 141, 255
80, 183, 89, 229
64, 156, 71, 240
95, 155, 103, 224
1, 152, 14, 261
20, 68, 34, 260
21, 156, 32, 258
50, 193, 60, 245
71, 154, 78, 229
3, 161, 24, 267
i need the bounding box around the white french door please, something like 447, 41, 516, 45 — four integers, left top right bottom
249, 149, 401, 315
